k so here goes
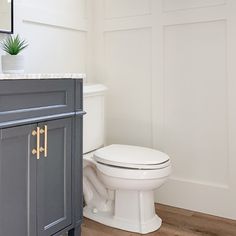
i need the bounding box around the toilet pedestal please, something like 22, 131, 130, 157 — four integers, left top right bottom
83, 189, 162, 234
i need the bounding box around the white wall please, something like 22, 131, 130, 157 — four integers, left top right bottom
0, 0, 93, 76
93, 0, 153, 147
93, 0, 236, 220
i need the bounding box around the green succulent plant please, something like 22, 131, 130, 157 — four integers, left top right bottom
0, 34, 28, 55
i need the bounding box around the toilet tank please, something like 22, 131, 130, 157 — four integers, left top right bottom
83, 83, 107, 154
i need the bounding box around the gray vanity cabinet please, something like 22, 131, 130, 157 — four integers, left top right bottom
0, 78, 84, 236
0, 124, 37, 236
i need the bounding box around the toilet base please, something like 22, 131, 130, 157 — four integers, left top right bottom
83, 190, 162, 234
83, 206, 162, 234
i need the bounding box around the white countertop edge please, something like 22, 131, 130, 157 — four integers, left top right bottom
0, 73, 86, 80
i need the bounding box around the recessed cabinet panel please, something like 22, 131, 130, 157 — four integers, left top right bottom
0, 80, 75, 124
0, 124, 37, 236
37, 118, 72, 236
0, 91, 66, 111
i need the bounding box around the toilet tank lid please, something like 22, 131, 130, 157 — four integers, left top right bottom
83, 83, 107, 97
94, 144, 170, 167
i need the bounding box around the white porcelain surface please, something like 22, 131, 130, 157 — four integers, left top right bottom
83, 189, 162, 234
0, 73, 86, 80
94, 144, 170, 168
97, 159, 171, 170
82, 83, 171, 234
83, 155, 170, 233
83, 84, 107, 154
96, 162, 171, 181
84, 83, 107, 96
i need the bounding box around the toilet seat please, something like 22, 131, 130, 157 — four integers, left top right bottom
96, 161, 171, 180
94, 144, 170, 170
96, 160, 171, 170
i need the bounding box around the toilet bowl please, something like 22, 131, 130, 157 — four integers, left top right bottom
83, 144, 171, 234
82, 84, 171, 234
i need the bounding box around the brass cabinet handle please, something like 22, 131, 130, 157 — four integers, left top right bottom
32, 125, 47, 159
32, 128, 40, 159
44, 125, 48, 157
36, 127, 40, 159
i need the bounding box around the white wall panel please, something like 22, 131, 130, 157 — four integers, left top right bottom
0, 0, 89, 74
163, 0, 226, 12
163, 20, 228, 185
104, 28, 152, 147
105, 0, 151, 19
91, 0, 236, 219
21, 0, 88, 31
22, 23, 87, 73
23, 0, 87, 19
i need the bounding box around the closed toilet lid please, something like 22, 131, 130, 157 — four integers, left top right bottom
93, 144, 170, 169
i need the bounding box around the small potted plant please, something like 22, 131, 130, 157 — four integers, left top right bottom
0, 34, 28, 74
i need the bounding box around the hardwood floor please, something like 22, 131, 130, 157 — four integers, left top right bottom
81, 204, 236, 236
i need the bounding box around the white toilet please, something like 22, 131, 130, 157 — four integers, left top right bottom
83, 83, 171, 234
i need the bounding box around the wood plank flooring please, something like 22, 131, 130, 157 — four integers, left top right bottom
81, 204, 236, 236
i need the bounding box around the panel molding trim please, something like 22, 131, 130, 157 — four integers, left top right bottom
170, 177, 229, 190
162, 18, 229, 195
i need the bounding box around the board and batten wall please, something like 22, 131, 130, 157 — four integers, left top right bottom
93, 0, 236, 220
0, 0, 93, 76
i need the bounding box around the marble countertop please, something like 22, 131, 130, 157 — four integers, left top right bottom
0, 73, 86, 80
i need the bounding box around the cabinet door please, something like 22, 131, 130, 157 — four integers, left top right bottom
37, 118, 72, 236
0, 124, 37, 236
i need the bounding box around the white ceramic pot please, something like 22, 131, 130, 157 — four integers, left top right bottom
1, 54, 25, 74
